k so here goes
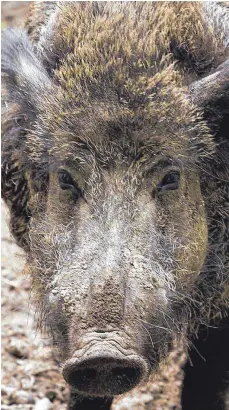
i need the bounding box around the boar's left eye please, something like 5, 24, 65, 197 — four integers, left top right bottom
157, 171, 180, 193
58, 170, 83, 199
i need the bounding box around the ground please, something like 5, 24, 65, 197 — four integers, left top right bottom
1, 2, 186, 409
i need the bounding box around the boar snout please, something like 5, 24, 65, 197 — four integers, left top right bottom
62, 340, 149, 396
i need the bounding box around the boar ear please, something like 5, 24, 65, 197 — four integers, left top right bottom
1, 29, 51, 250
1, 28, 51, 114
190, 61, 229, 318
189, 58, 229, 148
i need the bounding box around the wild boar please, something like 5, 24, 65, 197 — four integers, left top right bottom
1, 2, 229, 410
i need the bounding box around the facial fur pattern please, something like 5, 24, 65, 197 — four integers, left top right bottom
2, 1, 229, 367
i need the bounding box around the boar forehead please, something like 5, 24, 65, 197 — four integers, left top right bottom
42, 81, 211, 168
33, 1, 217, 161
35, 3, 216, 164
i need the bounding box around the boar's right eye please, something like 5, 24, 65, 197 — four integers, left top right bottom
58, 170, 83, 199
156, 171, 180, 193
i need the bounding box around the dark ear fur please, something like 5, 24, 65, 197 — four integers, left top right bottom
2, 108, 30, 249
190, 59, 229, 151
190, 59, 229, 317
1, 29, 51, 249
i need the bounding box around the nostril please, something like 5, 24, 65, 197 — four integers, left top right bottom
80, 368, 97, 381
112, 366, 140, 380
66, 367, 97, 387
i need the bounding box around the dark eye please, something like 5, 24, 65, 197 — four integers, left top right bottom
58, 171, 75, 189
157, 171, 180, 193
58, 170, 83, 199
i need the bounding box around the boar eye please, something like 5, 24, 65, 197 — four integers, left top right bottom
157, 171, 180, 193
58, 170, 83, 199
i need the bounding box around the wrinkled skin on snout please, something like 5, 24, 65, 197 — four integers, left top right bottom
29, 150, 208, 397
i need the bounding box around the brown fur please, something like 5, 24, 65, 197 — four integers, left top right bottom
2, 2, 229, 409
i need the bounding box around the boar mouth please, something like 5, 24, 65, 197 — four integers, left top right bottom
62, 344, 149, 396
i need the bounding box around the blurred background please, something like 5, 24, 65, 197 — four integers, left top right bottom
2, 2, 32, 27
